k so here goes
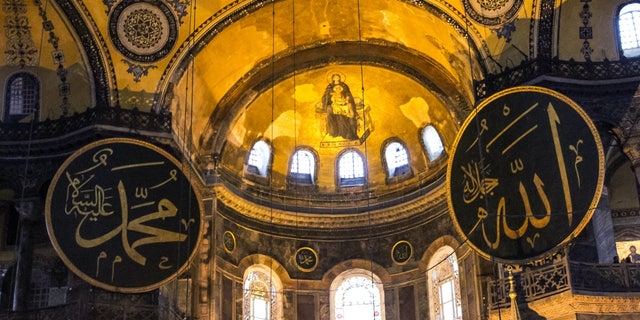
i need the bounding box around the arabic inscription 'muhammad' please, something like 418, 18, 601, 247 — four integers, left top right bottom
45, 138, 202, 293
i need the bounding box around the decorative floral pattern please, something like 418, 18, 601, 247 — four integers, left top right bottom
479, 0, 509, 11
3, 0, 37, 67
122, 8, 164, 50
109, 0, 177, 63
462, 0, 523, 26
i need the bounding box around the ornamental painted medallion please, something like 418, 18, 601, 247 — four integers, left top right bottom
447, 86, 604, 264
109, 0, 177, 63
295, 247, 318, 272
45, 138, 202, 292
223, 231, 236, 253
462, 0, 523, 26
391, 240, 413, 265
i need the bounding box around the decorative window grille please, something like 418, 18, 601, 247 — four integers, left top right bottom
332, 271, 384, 320
384, 141, 410, 178
338, 150, 365, 186
619, 3, 640, 57
429, 247, 462, 320
243, 268, 281, 320
290, 149, 315, 184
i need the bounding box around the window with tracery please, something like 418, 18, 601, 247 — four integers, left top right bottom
384, 141, 410, 178
619, 3, 640, 57
4, 72, 39, 122
428, 247, 462, 320
246, 140, 271, 177
289, 148, 316, 185
243, 266, 282, 320
338, 149, 365, 187
422, 125, 444, 162
331, 269, 384, 320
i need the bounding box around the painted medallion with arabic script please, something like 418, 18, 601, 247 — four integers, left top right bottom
45, 138, 202, 292
447, 86, 604, 263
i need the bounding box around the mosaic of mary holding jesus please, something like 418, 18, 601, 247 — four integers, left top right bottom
321, 73, 359, 140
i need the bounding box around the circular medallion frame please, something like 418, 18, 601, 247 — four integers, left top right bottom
391, 240, 413, 265
223, 231, 236, 254
447, 86, 604, 264
295, 247, 318, 272
108, 0, 178, 63
462, 0, 524, 26
45, 138, 203, 293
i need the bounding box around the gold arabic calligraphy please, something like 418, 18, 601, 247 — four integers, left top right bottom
62, 147, 193, 282
461, 103, 584, 251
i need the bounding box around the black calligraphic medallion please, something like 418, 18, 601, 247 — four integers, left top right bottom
391, 240, 413, 265
45, 138, 202, 292
295, 247, 318, 272
223, 231, 236, 253
447, 86, 604, 263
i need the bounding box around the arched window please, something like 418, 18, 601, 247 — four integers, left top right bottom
383, 140, 411, 179
4, 72, 39, 123
428, 247, 462, 320
289, 148, 316, 185
422, 125, 444, 162
330, 269, 384, 320
246, 140, 271, 178
337, 149, 365, 187
619, 3, 640, 57
243, 265, 283, 320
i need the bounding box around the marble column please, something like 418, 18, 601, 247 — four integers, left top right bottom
592, 187, 617, 264
11, 198, 40, 312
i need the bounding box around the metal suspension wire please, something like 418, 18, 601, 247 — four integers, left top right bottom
269, 0, 277, 317
9, 0, 48, 312
353, 0, 380, 316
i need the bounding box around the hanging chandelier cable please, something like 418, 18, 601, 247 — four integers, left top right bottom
354, 0, 381, 309
268, 0, 278, 315
9, 0, 48, 312
291, 0, 302, 309
173, 0, 198, 314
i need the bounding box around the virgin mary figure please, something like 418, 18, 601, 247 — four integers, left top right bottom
321, 73, 359, 140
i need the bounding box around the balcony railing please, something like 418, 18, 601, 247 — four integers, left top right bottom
489, 257, 640, 309
0, 107, 171, 142
475, 57, 640, 99
0, 107, 172, 159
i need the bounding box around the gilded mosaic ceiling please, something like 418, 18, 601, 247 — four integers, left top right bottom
2, 0, 614, 205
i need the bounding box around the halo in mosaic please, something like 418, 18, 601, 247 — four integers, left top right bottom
109, 0, 177, 63
462, 0, 523, 26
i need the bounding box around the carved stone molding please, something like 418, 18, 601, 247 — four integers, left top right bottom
214, 183, 447, 233
490, 290, 640, 319
569, 294, 640, 314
